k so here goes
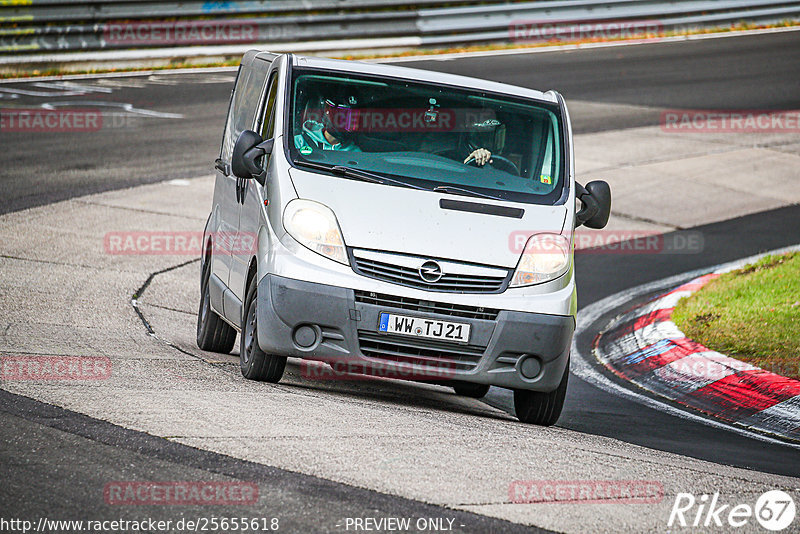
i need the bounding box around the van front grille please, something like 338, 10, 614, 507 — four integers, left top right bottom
354, 291, 499, 321
351, 254, 509, 293
357, 331, 484, 371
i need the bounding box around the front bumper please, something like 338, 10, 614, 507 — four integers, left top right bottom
257, 274, 574, 392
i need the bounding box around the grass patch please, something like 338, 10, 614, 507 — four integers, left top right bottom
672, 252, 800, 379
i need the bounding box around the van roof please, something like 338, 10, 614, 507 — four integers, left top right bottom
250, 51, 557, 105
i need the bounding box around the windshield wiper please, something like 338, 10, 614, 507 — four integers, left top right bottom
333, 165, 428, 190
294, 159, 375, 179
433, 185, 502, 201
294, 160, 424, 190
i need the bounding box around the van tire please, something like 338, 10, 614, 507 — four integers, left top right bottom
196, 259, 236, 354
513, 359, 569, 426
452, 382, 490, 398
240, 278, 286, 382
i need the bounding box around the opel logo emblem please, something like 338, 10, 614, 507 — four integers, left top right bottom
419, 260, 443, 283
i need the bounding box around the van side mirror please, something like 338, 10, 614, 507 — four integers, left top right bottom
232, 130, 274, 179
576, 180, 611, 229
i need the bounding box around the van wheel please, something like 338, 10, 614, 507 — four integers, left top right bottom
196, 259, 236, 353
513, 360, 569, 426
240, 279, 286, 382
452, 382, 490, 398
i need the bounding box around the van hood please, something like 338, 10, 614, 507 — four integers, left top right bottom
288, 168, 568, 269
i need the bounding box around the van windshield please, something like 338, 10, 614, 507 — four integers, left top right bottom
288, 68, 566, 205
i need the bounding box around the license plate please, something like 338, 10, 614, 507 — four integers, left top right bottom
378, 312, 471, 343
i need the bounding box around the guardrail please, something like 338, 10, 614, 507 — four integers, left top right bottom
1, 0, 463, 23
419, 0, 800, 45
1, 0, 799, 57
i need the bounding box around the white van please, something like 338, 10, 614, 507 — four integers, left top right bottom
197, 51, 611, 425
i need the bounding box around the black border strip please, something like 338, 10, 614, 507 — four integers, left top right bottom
439, 198, 524, 219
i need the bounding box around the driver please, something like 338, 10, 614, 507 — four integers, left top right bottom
296, 96, 493, 165
295, 97, 362, 153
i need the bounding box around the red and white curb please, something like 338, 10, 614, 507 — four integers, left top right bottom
594, 267, 800, 442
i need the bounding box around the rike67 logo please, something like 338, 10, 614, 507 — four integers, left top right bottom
669, 490, 796, 531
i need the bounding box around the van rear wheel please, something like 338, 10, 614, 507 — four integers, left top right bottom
240, 279, 286, 382
513, 359, 569, 426
196, 259, 236, 354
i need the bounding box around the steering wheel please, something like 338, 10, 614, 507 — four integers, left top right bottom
430, 146, 520, 176
466, 153, 519, 176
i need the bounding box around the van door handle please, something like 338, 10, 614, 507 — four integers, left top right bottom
214, 158, 231, 176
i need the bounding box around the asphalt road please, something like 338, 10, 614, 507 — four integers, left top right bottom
404, 29, 800, 123
0, 390, 537, 533
2, 30, 800, 531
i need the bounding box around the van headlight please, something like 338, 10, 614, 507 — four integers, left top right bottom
509, 233, 571, 287
283, 199, 348, 265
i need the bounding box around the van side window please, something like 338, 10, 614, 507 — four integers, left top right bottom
219, 66, 242, 161
260, 74, 279, 140
221, 65, 265, 163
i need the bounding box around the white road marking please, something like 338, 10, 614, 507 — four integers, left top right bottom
0, 87, 86, 97
0, 66, 238, 85
94, 78, 149, 89
32, 81, 114, 94
146, 73, 236, 85
39, 100, 184, 119
637, 320, 685, 345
